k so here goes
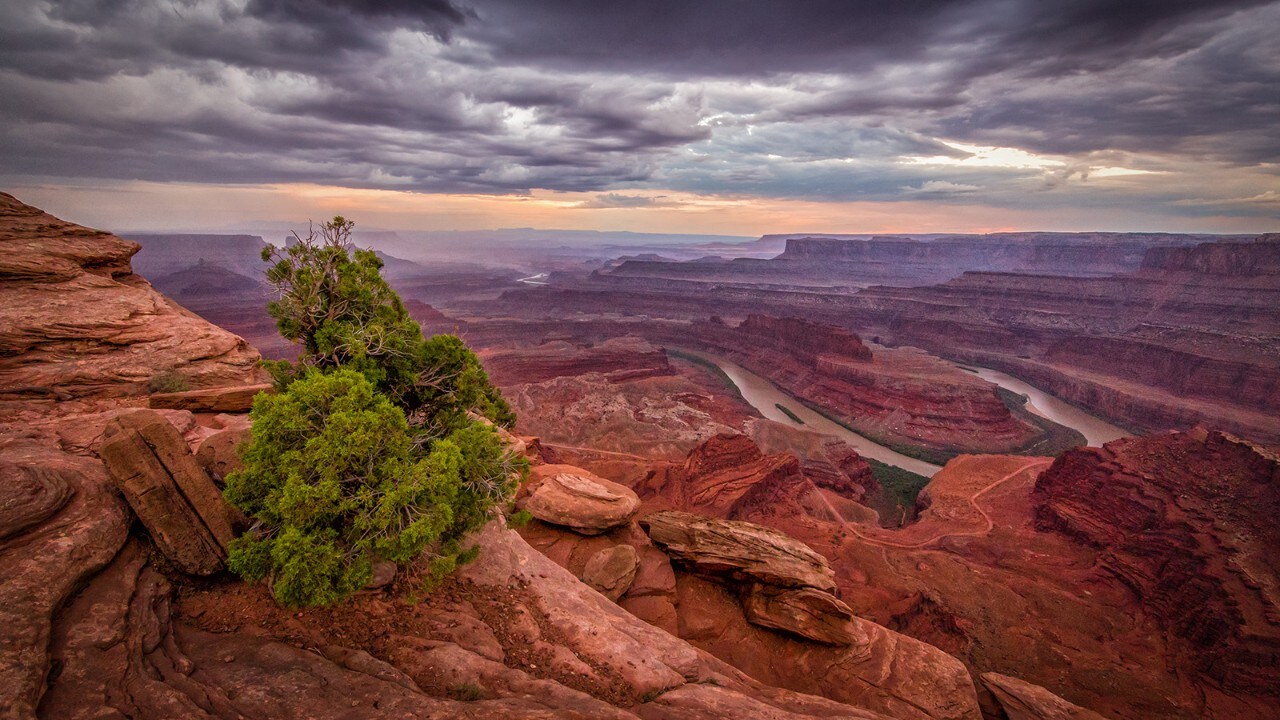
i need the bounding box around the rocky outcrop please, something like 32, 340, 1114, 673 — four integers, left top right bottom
0, 193, 262, 402
520, 464, 642, 535
980, 673, 1107, 720
1035, 429, 1280, 697
639, 512, 981, 720
641, 511, 837, 592
742, 584, 866, 646
99, 410, 238, 575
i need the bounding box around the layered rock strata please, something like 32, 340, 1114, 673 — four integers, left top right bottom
1034, 429, 1280, 697
482, 336, 673, 386
99, 410, 239, 575
0, 192, 262, 403
481, 232, 1280, 443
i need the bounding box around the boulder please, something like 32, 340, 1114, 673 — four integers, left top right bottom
520, 464, 640, 535
99, 410, 237, 575
195, 426, 251, 483
980, 673, 1107, 720
581, 544, 640, 601
641, 511, 836, 592
742, 584, 865, 647
148, 382, 273, 412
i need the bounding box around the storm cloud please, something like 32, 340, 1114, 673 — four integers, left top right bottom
0, 0, 1277, 219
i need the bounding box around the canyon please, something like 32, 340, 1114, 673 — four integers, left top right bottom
6, 193, 1278, 720
480, 232, 1280, 445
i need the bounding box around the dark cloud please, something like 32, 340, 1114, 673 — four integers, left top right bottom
0, 0, 1276, 218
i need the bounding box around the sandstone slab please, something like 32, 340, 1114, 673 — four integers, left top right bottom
149, 382, 272, 412
743, 584, 866, 647
99, 410, 236, 575
981, 673, 1107, 720
641, 510, 837, 592
520, 464, 641, 535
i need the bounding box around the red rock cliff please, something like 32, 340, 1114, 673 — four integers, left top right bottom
1034, 429, 1280, 697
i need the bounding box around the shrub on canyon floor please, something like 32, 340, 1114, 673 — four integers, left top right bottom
226, 217, 522, 607
147, 370, 190, 394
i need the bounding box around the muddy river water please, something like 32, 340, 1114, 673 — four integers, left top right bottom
694, 352, 1129, 478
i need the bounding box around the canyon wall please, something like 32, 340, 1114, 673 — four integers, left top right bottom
1035, 429, 1280, 697
124, 233, 271, 279
481, 232, 1280, 444
1140, 234, 1280, 275
481, 336, 674, 386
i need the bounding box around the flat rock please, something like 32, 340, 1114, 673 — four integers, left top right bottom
581, 544, 640, 601
149, 383, 272, 412
743, 584, 866, 647
981, 673, 1107, 720
520, 464, 641, 535
641, 510, 837, 592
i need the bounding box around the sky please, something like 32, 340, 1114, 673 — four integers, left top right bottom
2, 0, 1278, 236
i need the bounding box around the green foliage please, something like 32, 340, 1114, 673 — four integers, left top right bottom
506, 508, 533, 529
226, 370, 469, 606
260, 217, 514, 431
449, 683, 485, 701
227, 215, 523, 608
866, 459, 931, 526
148, 370, 190, 394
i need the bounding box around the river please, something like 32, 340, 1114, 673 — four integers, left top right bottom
700, 355, 944, 477
961, 366, 1129, 447
695, 353, 1129, 478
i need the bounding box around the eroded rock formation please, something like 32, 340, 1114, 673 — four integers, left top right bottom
0, 192, 262, 402
1035, 429, 1280, 698
520, 464, 643, 535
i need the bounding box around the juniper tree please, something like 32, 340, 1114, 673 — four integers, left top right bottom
226, 217, 522, 607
